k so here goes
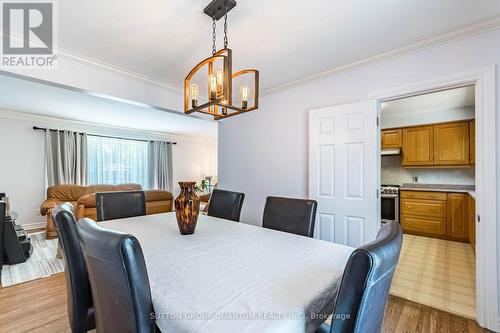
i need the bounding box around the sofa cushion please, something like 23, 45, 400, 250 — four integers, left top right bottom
78, 190, 173, 208
47, 184, 142, 201
145, 190, 173, 202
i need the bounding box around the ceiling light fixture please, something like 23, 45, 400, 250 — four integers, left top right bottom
184, 0, 259, 120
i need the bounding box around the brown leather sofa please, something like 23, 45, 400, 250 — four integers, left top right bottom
40, 184, 173, 239
76, 190, 173, 221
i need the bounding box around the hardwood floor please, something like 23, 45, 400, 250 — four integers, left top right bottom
0, 273, 491, 333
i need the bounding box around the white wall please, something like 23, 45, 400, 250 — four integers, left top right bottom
172, 139, 217, 197
218, 27, 500, 331
381, 106, 475, 129
219, 28, 500, 226
0, 109, 217, 228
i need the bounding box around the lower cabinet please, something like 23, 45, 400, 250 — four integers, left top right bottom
400, 190, 469, 242
400, 215, 446, 237
446, 193, 469, 242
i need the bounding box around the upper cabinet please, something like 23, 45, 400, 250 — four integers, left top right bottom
469, 120, 475, 165
434, 122, 469, 165
381, 129, 402, 149
402, 126, 434, 166
389, 120, 473, 167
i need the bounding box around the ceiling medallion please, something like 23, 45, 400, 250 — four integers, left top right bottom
184, 0, 259, 120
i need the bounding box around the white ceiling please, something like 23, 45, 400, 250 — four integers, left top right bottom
381, 85, 475, 117
0, 75, 217, 138
57, 0, 500, 92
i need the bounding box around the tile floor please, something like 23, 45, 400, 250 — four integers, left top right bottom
390, 234, 476, 319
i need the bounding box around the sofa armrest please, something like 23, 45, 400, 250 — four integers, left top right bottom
40, 199, 61, 216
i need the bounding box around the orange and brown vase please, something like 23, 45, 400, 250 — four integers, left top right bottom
174, 182, 200, 235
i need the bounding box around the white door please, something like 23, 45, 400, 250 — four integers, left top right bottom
309, 100, 379, 247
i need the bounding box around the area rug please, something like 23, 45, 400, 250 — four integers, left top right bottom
1, 232, 64, 287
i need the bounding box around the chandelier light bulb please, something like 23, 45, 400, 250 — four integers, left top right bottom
215, 70, 224, 95
208, 74, 217, 100
190, 83, 199, 108
240, 85, 249, 109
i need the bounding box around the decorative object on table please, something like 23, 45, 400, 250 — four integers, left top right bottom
174, 182, 200, 235
184, 0, 259, 120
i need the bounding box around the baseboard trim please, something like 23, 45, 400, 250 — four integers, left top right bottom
21, 222, 46, 231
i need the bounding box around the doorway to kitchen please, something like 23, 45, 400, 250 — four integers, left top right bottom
379, 85, 476, 319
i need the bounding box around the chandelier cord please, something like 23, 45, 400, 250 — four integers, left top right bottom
223, 0, 228, 48
212, 16, 217, 55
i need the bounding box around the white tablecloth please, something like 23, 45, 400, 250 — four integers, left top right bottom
101, 213, 354, 333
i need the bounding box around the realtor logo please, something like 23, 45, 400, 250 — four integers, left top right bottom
1, 1, 56, 67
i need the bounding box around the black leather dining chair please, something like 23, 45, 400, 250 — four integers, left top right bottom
96, 191, 146, 222
76, 218, 156, 333
262, 196, 317, 237
51, 203, 95, 333
316, 221, 403, 333
207, 189, 245, 222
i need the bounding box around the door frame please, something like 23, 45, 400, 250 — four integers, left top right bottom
370, 66, 497, 331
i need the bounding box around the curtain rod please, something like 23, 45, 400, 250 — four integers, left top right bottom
33, 126, 177, 145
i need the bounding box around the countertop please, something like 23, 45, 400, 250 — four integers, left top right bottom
401, 183, 475, 195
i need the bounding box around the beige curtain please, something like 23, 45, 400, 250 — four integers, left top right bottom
45, 130, 88, 186
148, 141, 173, 191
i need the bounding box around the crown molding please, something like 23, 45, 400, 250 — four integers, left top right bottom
261, 16, 500, 96
0, 108, 217, 144
56, 48, 183, 93
3, 16, 500, 99
0, 30, 183, 93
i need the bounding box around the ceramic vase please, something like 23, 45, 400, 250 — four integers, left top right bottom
174, 182, 200, 235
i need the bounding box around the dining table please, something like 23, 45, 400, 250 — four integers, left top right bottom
100, 212, 354, 333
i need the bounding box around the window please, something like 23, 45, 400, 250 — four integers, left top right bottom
87, 136, 148, 188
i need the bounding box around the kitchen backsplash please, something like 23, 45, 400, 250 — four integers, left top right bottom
381, 155, 475, 186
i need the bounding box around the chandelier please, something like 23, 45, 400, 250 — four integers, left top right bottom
184, 0, 259, 120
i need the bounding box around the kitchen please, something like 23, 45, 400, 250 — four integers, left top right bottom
379, 85, 477, 319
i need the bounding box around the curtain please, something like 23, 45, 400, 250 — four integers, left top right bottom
148, 141, 173, 191
87, 135, 148, 188
45, 130, 88, 186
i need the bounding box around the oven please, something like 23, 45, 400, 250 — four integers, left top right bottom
381, 185, 399, 224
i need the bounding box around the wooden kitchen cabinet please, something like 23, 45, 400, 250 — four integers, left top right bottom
402, 126, 434, 166
469, 120, 475, 165
400, 190, 471, 242
400, 215, 446, 237
434, 122, 470, 165
381, 129, 402, 149
400, 190, 447, 238
446, 193, 469, 241
468, 195, 476, 253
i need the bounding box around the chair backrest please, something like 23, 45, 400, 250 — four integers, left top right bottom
96, 191, 146, 221
329, 221, 403, 333
76, 218, 155, 333
207, 189, 245, 222
262, 196, 317, 237
51, 203, 95, 333
0, 201, 5, 272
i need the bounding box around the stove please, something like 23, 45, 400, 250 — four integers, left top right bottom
381, 185, 400, 195
381, 185, 400, 224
